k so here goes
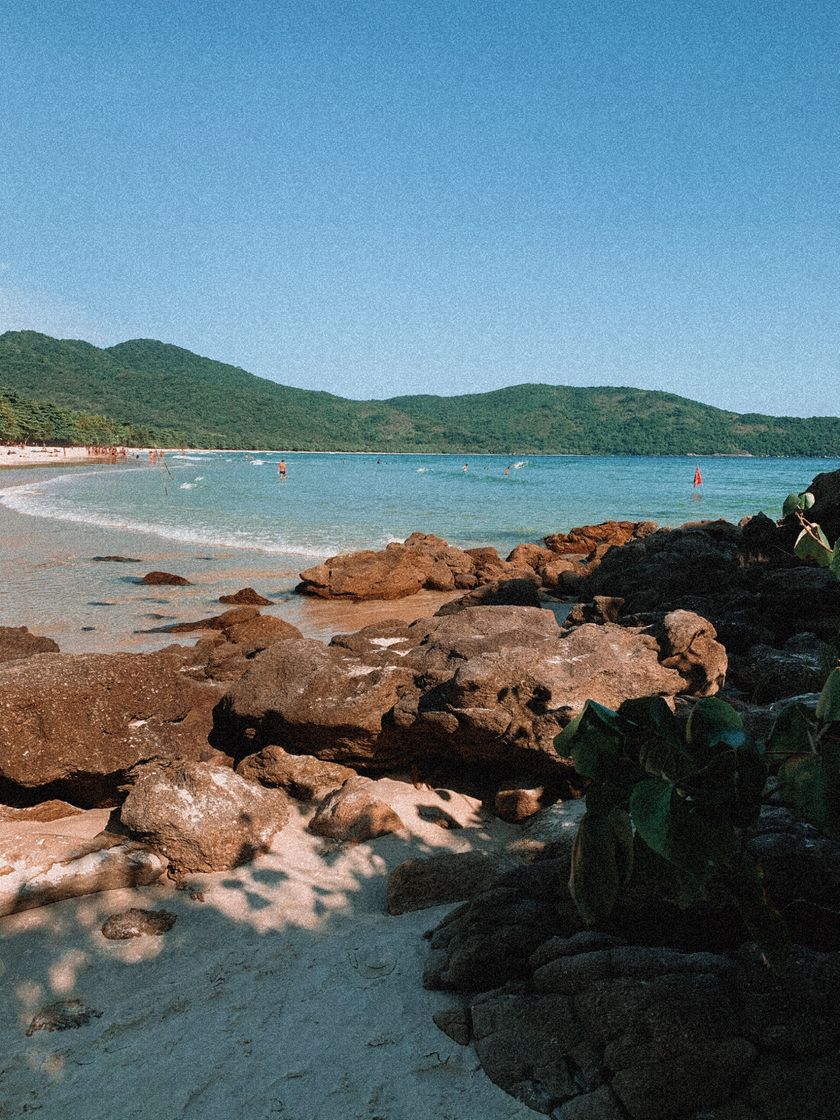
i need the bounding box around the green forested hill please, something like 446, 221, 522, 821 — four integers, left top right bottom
0, 329, 837, 455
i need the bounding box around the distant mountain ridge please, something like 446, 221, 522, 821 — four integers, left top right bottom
0, 329, 838, 455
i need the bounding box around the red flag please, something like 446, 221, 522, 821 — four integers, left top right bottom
693, 466, 703, 487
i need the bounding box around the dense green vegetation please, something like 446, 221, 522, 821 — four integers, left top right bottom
1, 329, 838, 454
0, 387, 140, 446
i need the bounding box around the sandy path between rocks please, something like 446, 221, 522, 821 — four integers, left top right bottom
0, 784, 540, 1120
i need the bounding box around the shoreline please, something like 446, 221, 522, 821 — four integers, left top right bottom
5, 445, 839, 468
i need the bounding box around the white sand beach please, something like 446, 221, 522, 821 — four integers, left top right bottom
0, 786, 561, 1120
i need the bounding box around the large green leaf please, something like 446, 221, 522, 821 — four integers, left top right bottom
688, 745, 767, 826
619, 696, 693, 779
766, 701, 816, 760
830, 542, 840, 580
558, 700, 623, 780
630, 777, 736, 876
816, 669, 840, 725
569, 809, 633, 925
686, 698, 744, 759
782, 492, 803, 518
794, 525, 833, 566
778, 742, 840, 840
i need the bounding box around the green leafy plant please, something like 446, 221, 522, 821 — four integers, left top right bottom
556, 695, 788, 965
767, 667, 840, 841
782, 490, 840, 576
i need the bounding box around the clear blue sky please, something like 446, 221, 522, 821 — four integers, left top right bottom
1, 1, 837, 414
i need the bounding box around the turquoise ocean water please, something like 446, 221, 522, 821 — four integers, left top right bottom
2, 452, 836, 558
1, 453, 837, 651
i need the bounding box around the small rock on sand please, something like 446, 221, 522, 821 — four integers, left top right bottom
26, 999, 102, 1037
101, 907, 178, 939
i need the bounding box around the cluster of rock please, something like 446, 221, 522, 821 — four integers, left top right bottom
296, 525, 653, 600
420, 806, 840, 1119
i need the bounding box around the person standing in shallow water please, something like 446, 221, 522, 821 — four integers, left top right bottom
278, 459, 287, 479
463, 463, 468, 472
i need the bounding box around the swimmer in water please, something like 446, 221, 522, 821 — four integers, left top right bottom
278, 459, 287, 479
463, 463, 468, 473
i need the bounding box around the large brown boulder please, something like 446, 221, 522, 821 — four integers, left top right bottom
296, 532, 534, 601
0, 650, 219, 805
216, 605, 725, 780
120, 760, 289, 872
214, 637, 415, 766
0, 626, 59, 664
168, 611, 303, 684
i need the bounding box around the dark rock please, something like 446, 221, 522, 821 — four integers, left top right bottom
0, 625, 59, 664
732, 640, 828, 702
219, 587, 273, 605
0, 649, 219, 805
121, 760, 289, 872
432, 1005, 471, 1045
236, 746, 356, 801
610, 1038, 757, 1120
563, 597, 624, 627
435, 578, 541, 615
470, 989, 583, 1111
91, 555, 141, 562
142, 571, 191, 585
745, 1057, 840, 1119
26, 999, 102, 1037
799, 466, 840, 544
307, 776, 404, 842
553, 1086, 624, 1120
101, 907, 177, 939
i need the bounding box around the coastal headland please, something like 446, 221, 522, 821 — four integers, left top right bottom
2, 465, 840, 1118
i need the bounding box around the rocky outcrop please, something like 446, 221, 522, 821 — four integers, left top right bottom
423, 810, 840, 1118
0, 625, 59, 664
120, 760, 289, 872
297, 532, 536, 600
307, 776, 404, 841
236, 746, 356, 801
582, 520, 840, 654
215, 636, 414, 766
215, 605, 725, 781
0, 649, 220, 805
